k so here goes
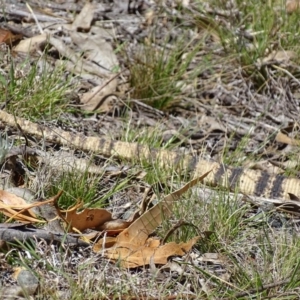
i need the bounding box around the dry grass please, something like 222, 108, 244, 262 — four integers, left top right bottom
2, 0, 300, 299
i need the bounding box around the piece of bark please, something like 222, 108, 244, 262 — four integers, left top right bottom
0, 223, 88, 247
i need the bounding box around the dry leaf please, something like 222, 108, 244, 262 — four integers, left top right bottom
0, 28, 22, 46
105, 236, 200, 268
259, 50, 296, 66
64, 204, 113, 232
97, 219, 133, 231
70, 32, 119, 71
14, 34, 47, 53
93, 236, 118, 250
94, 172, 211, 267
199, 253, 224, 264
12, 267, 24, 280
80, 77, 118, 112
116, 172, 211, 247
286, 0, 300, 13
0, 190, 37, 222
0, 190, 62, 224
275, 131, 300, 146
161, 261, 185, 275
49, 36, 111, 78
0, 190, 30, 207
72, 3, 94, 31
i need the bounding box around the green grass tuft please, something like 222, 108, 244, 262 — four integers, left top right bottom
0, 50, 74, 120
127, 38, 203, 111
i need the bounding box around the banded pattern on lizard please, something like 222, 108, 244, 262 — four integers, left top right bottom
0, 110, 299, 201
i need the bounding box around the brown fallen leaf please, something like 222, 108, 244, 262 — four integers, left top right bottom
14, 34, 47, 54
275, 131, 300, 146
286, 0, 300, 13
0, 190, 37, 222
0, 190, 30, 207
95, 236, 118, 248
0, 190, 62, 224
117, 172, 211, 246
80, 76, 118, 112
94, 171, 211, 267
64, 204, 113, 232
0, 28, 22, 46
97, 219, 133, 231
105, 236, 200, 268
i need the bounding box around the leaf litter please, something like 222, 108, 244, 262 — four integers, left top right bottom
1, 0, 300, 298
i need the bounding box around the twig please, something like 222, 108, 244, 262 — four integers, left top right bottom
161, 219, 195, 244
229, 279, 291, 299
